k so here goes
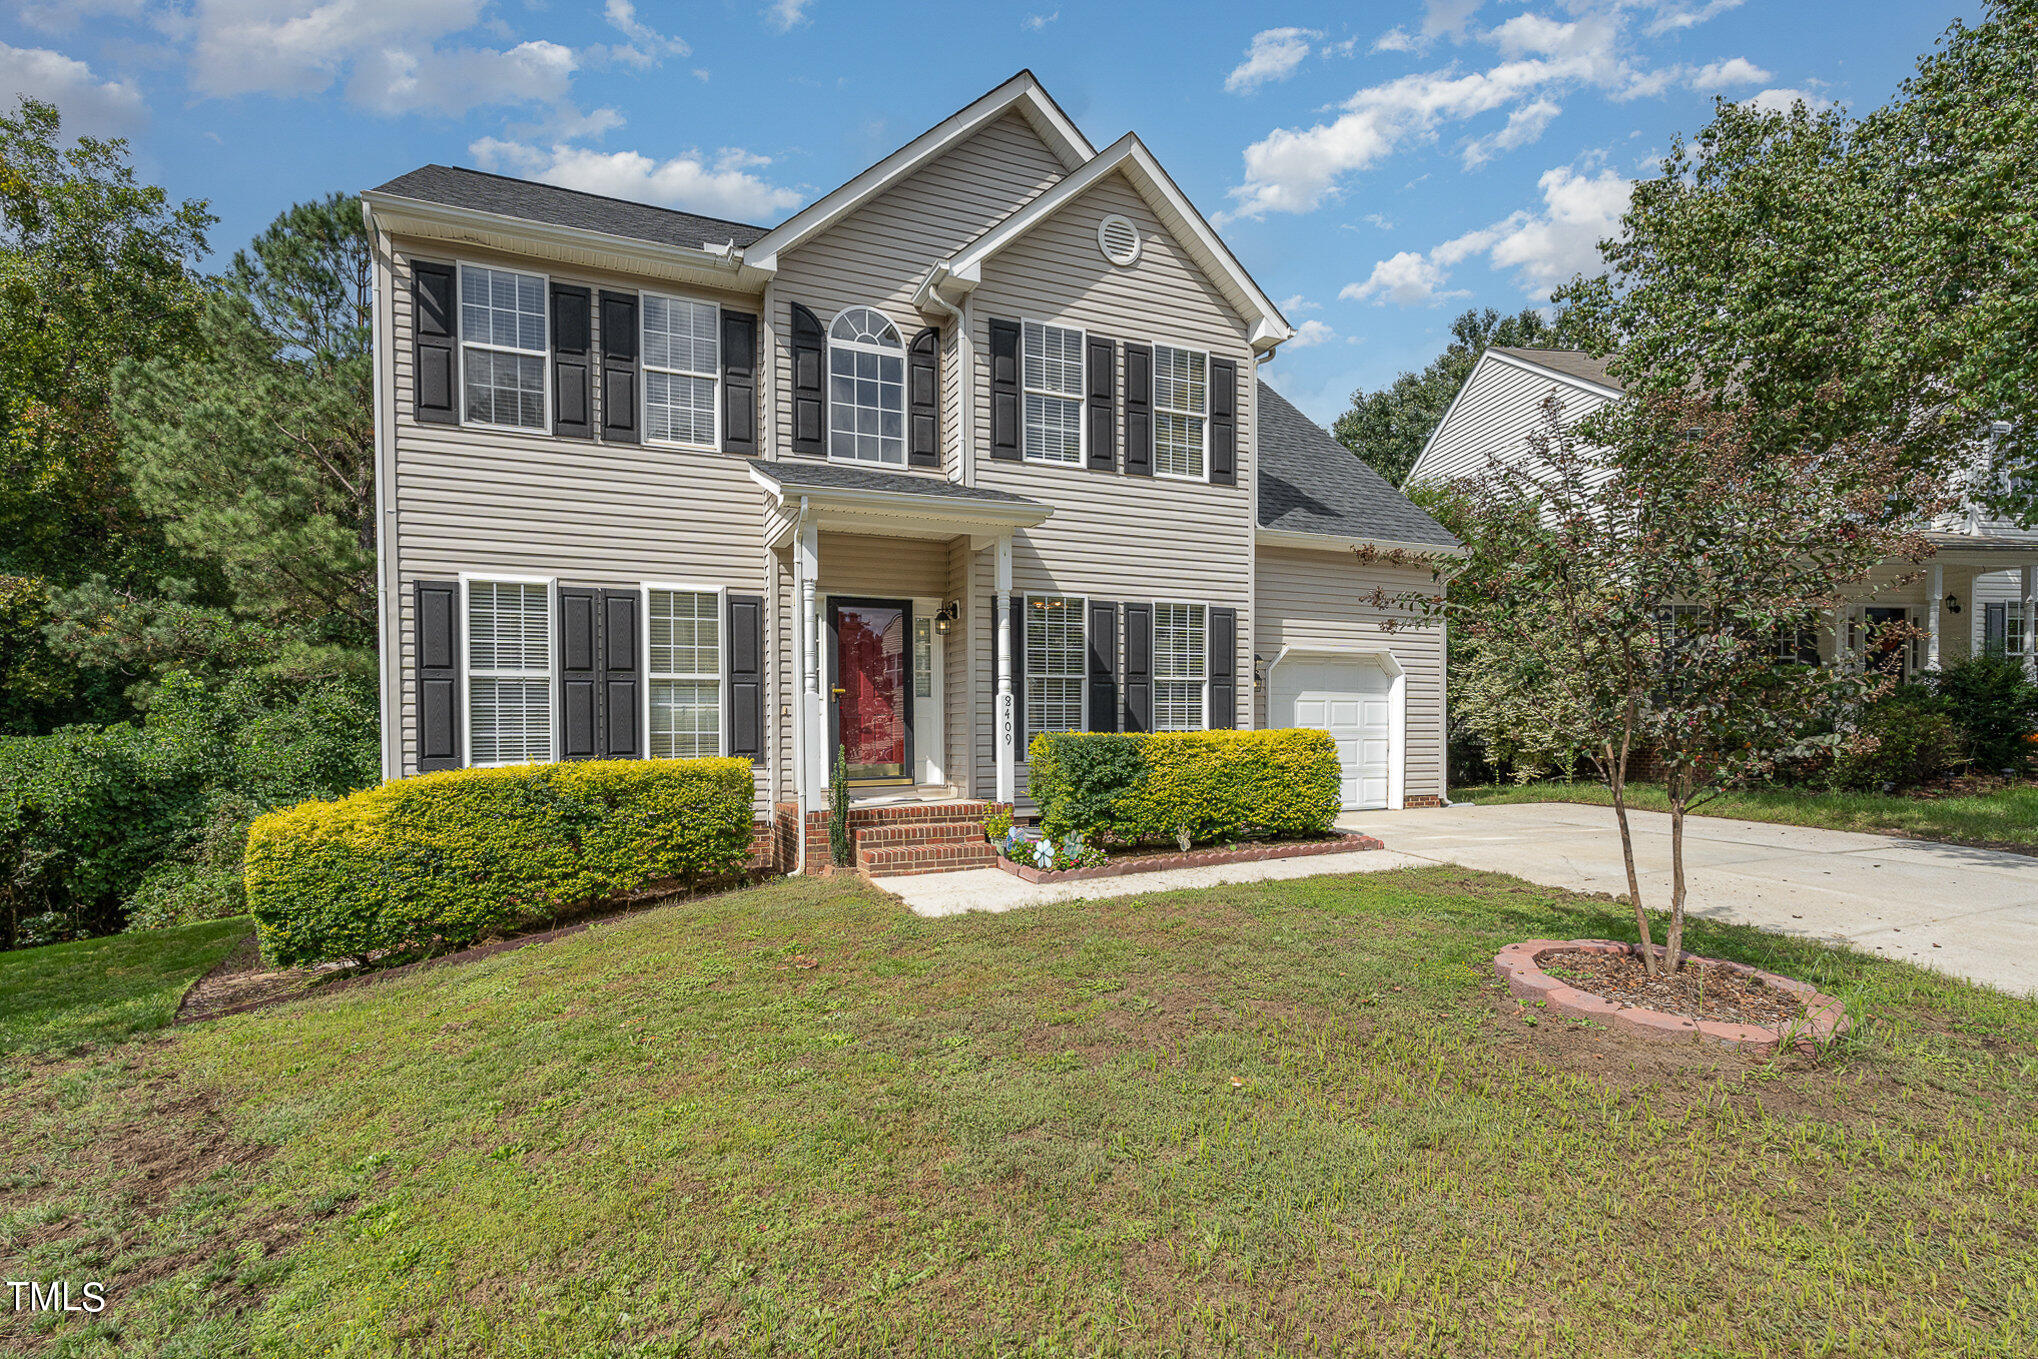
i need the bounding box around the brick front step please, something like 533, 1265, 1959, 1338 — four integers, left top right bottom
853, 819, 991, 848
857, 842, 1000, 875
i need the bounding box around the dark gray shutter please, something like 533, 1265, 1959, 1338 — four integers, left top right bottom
599, 291, 640, 443
726, 593, 764, 762
1123, 342, 1153, 477
1208, 606, 1237, 729
1087, 599, 1118, 732
1208, 358, 1237, 487
1085, 335, 1116, 472
721, 309, 758, 456
1122, 603, 1152, 733
908, 327, 941, 468
558, 587, 601, 760
413, 580, 461, 770
988, 318, 1021, 461
1011, 593, 1027, 755
1985, 602, 2008, 654
551, 283, 592, 439
411, 262, 458, 426
601, 589, 640, 759
790, 303, 826, 456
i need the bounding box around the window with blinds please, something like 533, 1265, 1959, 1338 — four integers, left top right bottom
1153, 344, 1207, 481
1152, 602, 1207, 731
1022, 320, 1084, 465
1024, 595, 1086, 736
467, 579, 552, 764
648, 588, 721, 758
642, 293, 719, 446
459, 264, 547, 429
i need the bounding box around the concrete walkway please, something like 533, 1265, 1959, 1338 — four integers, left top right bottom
884, 848, 1433, 918
1338, 802, 2038, 997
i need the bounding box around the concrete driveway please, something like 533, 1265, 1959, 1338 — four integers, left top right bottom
1338, 801, 2038, 997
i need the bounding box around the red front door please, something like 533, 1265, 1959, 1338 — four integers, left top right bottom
832, 599, 909, 780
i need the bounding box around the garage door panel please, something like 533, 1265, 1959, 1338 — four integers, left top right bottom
1272, 656, 1395, 812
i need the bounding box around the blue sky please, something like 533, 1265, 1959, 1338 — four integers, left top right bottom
2, 1, 1974, 424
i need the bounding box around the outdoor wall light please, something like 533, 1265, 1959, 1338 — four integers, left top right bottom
934, 599, 961, 634
1945, 594, 1963, 615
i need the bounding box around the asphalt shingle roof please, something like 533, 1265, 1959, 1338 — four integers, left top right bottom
1489, 346, 1624, 392
1256, 381, 1460, 549
748, 459, 1047, 507
369, 164, 770, 252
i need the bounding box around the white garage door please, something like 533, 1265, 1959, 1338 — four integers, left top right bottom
1272, 656, 1393, 811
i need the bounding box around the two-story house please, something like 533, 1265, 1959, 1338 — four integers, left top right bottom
1410, 345, 2038, 675
361, 72, 1460, 874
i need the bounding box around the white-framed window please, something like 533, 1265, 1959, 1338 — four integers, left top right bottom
913, 617, 934, 698
828, 306, 905, 465
645, 586, 723, 759
642, 293, 719, 447
1152, 343, 1208, 481
1152, 602, 1207, 732
464, 577, 553, 765
1022, 320, 1084, 466
1025, 595, 1087, 736
2001, 600, 2028, 658
459, 263, 548, 430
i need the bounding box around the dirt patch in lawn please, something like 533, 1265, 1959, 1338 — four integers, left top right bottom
174, 929, 330, 1023
1538, 947, 1808, 1028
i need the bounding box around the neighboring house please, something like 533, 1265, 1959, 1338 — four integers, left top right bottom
360, 71, 1460, 874
1409, 345, 2038, 675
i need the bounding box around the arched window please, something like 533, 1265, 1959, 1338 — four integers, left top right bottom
828, 306, 905, 465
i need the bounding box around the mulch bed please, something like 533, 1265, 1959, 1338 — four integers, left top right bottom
1538, 947, 1806, 1029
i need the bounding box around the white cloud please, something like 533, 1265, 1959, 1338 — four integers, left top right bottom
15, 0, 149, 34
1461, 96, 1560, 168
0, 42, 147, 137
1363, 212, 1395, 229
605, 0, 688, 57
1023, 11, 1058, 30
767, 0, 813, 33
469, 138, 807, 222
1372, 27, 1417, 54
1689, 56, 1769, 88
1424, 0, 1486, 42
1286, 319, 1336, 348
1643, 0, 1744, 36
187, 0, 480, 98
349, 40, 579, 117
1279, 294, 1321, 313
1341, 250, 1463, 307
1225, 27, 1319, 94
1743, 87, 1832, 114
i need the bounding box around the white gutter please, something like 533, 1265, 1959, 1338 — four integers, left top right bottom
365, 213, 401, 783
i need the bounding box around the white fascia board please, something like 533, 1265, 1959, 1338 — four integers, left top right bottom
941, 133, 1293, 353
744, 72, 1094, 272
748, 464, 1052, 533
1256, 526, 1467, 558
1483, 347, 1625, 402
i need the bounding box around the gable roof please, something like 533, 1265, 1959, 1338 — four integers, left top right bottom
367, 164, 767, 252
741, 71, 1094, 271
1488, 346, 1624, 394
1257, 381, 1460, 552
937, 132, 1291, 353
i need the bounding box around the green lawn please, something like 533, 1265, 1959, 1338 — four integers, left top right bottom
4, 871, 2035, 1356
1456, 779, 2038, 850
0, 917, 250, 1063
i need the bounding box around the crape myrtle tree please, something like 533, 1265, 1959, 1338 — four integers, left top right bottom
1420, 393, 1949, 974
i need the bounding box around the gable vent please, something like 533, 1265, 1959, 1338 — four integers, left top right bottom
1097, 214, 1141, 267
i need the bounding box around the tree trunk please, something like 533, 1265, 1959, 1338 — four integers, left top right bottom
1604, 737, 1659, 976
1664, 793, 1687, 973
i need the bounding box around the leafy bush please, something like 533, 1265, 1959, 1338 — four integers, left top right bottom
1832, 686, 1961, 791
1929, 656, 2038, 774
1028, 729, 1341, 846
246, 759, 755, 968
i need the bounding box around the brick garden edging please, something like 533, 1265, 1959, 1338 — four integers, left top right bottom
995, 832, 1384, 884
1493, 939, 1849, 1054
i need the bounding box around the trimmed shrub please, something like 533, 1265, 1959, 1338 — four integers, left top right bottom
1832, 686, 1961, 791
246, 758, 754, 967
1929, 656, 2038, 775
1029, 729, 1341, 846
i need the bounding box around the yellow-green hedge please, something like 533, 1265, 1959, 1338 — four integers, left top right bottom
1027, 729, 1341, 845
246, 758, 754, 967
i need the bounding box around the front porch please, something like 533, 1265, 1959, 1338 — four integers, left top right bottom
1831, 543, 2038, 674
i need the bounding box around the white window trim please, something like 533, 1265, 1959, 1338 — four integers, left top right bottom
1147, 339, 1211, 485
1020, 317, 1086, 468
639, 291, 722, 452
826, 304, 908, 468
2005, 599, 2028, 657
458, 572, 556, 768
1150, 598, 1209, 732
455, 259, 552, 435
641, 581, 729, 760
1023, 593, 1089, 736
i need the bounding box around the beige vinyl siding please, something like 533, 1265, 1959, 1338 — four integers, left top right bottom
1253, 546, 1447, 803
1410, 354, 1616, 487
966, 170, 1256, 802
386, 236, 774, 807
768, 112, 1064, 471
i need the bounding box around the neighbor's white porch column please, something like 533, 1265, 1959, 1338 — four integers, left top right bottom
797, 518, 826, 813
1925, 563, 1944, 671
2024, 565, 2038, 676
994, 534, 1016, 805
1830, 605, 1848, 669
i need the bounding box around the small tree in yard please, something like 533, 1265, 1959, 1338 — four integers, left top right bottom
1437, 392, 1951, 973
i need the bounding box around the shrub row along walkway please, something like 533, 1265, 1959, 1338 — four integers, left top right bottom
1340, 802, 2038, 997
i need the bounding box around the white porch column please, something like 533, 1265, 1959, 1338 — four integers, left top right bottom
1830, 605, 1849, 670
994, 534, 1016, 806
1925, 563, 1944, 671
2024, 565, 2038, 676
797, 519, 826, 814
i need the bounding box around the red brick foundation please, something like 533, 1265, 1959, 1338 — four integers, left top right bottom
1405, 794, 1444, 809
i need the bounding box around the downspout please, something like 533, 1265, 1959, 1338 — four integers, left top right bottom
913, 262, 970, 482
793, 493, 813, 876
366, 212, 401, 784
